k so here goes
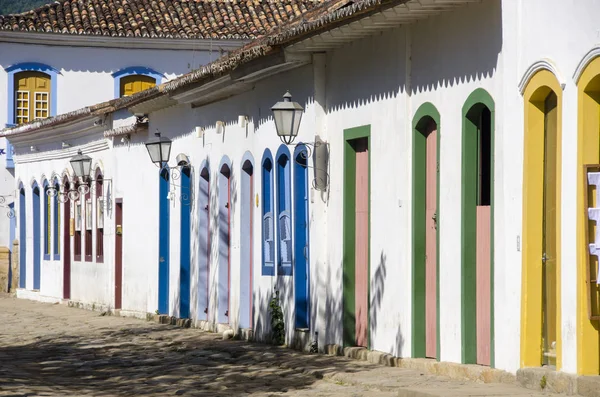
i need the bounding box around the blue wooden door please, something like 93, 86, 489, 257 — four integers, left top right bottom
9, 202, 15, 291
197, 168, 210, 320
218, 165, 230, 324
33, 183, 41, 290
19, 188, 26, 289
179, 167, 191, 318
240, 161, 253, 329
294, 150, 309, 328
158, 168, 170, 315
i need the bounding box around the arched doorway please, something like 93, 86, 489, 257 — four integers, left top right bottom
522, 70, 562, 370
158, 166, 170, 315
411, 103, 440, 359
240, 156, 254, 329
294, 145, 310, 329
179, 165, 192, 318
32, 181, 41, 290
461, 89, 495, 366
62, 176, 71, 299
218, 160, 231, 324
198, 164, 210, 321
18, 185, 26, 289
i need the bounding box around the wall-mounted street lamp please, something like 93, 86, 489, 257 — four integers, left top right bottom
70, 149, 92, 181
145, 131, 172, 167
271, 92, 329, 192
271, 91, 304, 145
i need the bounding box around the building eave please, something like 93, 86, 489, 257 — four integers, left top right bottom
0, 31, 249, 51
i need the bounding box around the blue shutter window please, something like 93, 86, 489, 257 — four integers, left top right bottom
261, 151, 275, 276
276, 146, 293, 276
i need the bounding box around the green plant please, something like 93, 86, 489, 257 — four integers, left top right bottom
269, 290, 285, 345
540, 375, 547, 390
155, 309, 160, 315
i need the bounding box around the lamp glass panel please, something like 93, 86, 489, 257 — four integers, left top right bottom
82, 158, 92, 179
146, 143, 161, 164
275, 109, 293, 137
161, 141, 171, 163
70, 160, 83, 178
291, 110, 303, 137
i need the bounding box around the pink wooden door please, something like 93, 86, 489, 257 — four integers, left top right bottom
476, 206, 491, 365
425, 122, 437, 359
355, 139, 369, 347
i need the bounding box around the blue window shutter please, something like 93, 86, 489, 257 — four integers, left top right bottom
262, 156, 275, 276
276, 151, 293, 276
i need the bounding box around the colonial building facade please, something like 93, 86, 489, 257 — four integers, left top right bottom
6, 0, 600, 381
0, 0, 316, 271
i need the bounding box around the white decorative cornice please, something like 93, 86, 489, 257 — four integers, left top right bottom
518, 59, 566, 95
0, 31, 247, 52
15, 140, 109, 164
573, 46, 600, 84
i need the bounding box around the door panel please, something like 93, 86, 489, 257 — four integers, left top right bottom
63, 182, 70, 299
425, 123, 437, 359
33, 186, 40, 290
179, 169, 191, 319
355, 139, 369, 347
158, 168, 170, 315
294, 151, 309, 329
476, 206, 491, 365
240, 163, 253, 329
115, 201, 123, 309
218, 167, 231, 324
542, 93, 558, 366
198, 171, 210, 321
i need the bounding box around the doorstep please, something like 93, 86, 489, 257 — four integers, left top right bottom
518, 367, 600, 397
325, 344, 515, 385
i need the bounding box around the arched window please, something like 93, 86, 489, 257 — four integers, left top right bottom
261, 150, 275, 276
6, 63, 58, 127
198, 164, 210, 320
53, 177, 60, 260
15, 71, 51, 124
276, 145, 292, 276
18, 185, 26, 289
120, 75, 156, 97
95, 170, 104, 263
43, 179, 50, 260
112, 67, 163, 98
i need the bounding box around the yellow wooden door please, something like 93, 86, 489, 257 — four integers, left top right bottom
15, 71, 50, 124
120, 75, 156, 97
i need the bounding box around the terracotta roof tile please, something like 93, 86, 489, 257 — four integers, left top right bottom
0, 0, 321, 40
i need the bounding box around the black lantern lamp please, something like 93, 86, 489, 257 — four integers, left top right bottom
271, 91, 304, 145
70, 149, 92, 182
145, 131, 172, 167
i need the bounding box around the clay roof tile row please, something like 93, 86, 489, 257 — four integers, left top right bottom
0, 0, 321, 40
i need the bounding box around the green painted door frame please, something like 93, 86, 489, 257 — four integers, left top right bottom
342, 125, 371, 348
460, 88, 495, 367
411, 102, 441, 359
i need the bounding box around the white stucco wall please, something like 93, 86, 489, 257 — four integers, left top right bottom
0, 42, 227, 251
11, 0, 600, 376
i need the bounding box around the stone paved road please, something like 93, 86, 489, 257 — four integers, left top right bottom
0, 294, 554, 396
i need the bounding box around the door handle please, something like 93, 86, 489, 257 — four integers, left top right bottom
432, 212, 437, 230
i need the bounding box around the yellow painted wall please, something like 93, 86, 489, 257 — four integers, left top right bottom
576, 56, 600, 375
521, 69, 563, 370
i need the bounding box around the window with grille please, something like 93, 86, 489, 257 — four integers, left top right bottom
34, 92, 49, 120
16, 91, 29, 125
14, 71, 51, 124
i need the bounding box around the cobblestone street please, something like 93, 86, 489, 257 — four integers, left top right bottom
0, 295, 553, 396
